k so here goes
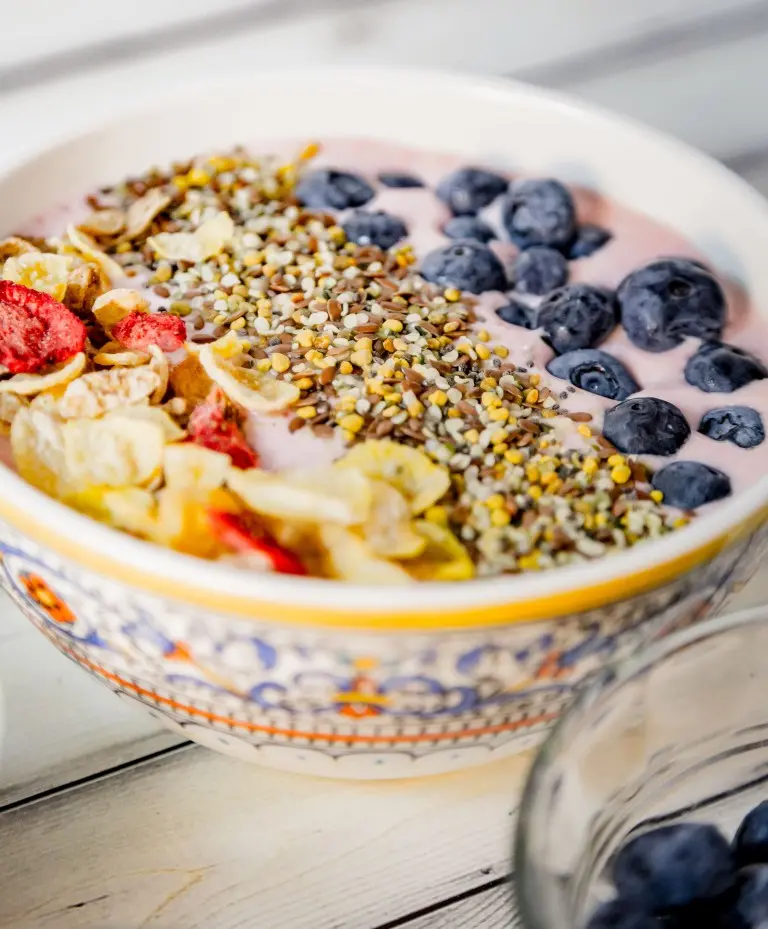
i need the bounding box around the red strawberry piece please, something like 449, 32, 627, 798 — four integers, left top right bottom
0, 281, 87, 374
207, 509, 306, 575
112, 311, 187, 352
187, 390, 259, 469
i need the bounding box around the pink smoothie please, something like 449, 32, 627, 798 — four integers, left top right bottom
14, 139, 768, 505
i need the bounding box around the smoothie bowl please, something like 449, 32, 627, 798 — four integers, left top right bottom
0, 70, 767, 779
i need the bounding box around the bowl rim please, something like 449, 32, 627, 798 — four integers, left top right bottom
513, 603, 768, 929
2, 65, 768, 630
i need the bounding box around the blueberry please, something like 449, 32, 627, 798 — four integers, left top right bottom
585, 899, 663, 929
699, 407, 765, 449
496, 299, 535, 329
617, 259, 726, 352
537, 284, 617, 354
342, 210, 408, 250
727, 866, 768, 928
420, 241, 507, 294
613, 824, 735, 913
295, 169, 375, 210
569, 224, 612, 260
652, 461, 731, 509
734, 802, 768, 868
378, 171, 424, 188
443, 216, 496, 243
603, 397, 690, 456
512, 246, 569, 295
547, 349, 639, 401
436, 167, 508, 216
685, 342, 768, 393
501, 178, 576, 250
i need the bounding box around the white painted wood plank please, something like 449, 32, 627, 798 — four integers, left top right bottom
561, 28, 768, 161
406, 882, 516, 929
1, 0, 757, 78
0, 748, 532, 929
0, 592, 178, 806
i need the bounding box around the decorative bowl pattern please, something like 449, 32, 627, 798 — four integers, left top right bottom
2, 70, 768, 777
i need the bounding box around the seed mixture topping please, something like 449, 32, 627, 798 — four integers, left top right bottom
0, 144, 689, 583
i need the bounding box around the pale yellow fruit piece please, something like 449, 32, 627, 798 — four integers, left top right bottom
66, 486, 157, 537
319, 525, 413, 585
338, 440, 450, 514
66, 225, 124, 283
94, 348, 151, 367
164, 444, 230, 491
148, 211, 234, 263
0, 393, 25, 427
56, 363, 161, 419
92, 288, 149, 330
79, 208, 126, 237
406, 521, 475, 582
198, 335, 299, 412
228, 465, 372, 525
10, 405, 69, 497
62, 413, 165, 491
112, 404, 185, 442
124, 189, 171, 239
154, 486, 238, 558
0, 352, 86, 397
362, 481, 426, 559
2, 252, 75, 301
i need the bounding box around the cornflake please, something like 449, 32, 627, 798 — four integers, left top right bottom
65, 225, 124, 283
0, 352, 86, 396
124, 189, 171, 239
2, 253, 75, 301
78, 209, 126, 238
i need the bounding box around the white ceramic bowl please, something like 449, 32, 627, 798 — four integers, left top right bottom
1, 69, 767, 779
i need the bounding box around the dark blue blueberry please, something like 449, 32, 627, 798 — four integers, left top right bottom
512, 246, 569, 295
501, 178, 576, 250
603, 397, 691, 456
443, 216, 496, 243
436, 167, 508, 215
378, 171, 424, 188
726, 866, 768, 928
617, 259, 726, 352
495, 299, 535, 329
569, 224, 612, 259
537, 284, 617, 354
420, 241, 507, 294
613, 824, 735, 913
585, 899, 663, 929
699, 407, 765, 449
295, 169, 375, 210
546, 349, 639, 401
734, 802, 768, 868
685, 342, 768, 393
342, 210, 408, 250
652, 461, 731, 509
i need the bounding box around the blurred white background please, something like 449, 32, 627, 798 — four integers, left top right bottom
2, 0, 768, 179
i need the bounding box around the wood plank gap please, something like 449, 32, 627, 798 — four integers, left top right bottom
369, 875, 511, 929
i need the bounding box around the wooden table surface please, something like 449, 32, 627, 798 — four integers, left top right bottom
3, 2, 768, 925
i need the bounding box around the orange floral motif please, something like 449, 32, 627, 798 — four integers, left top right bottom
20, 572, 76, 625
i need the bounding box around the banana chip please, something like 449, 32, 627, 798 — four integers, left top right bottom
62, 410, 166, 491
92, 288, 149, 331
2, 252, 75, 301
362, 481, 426, 559
0, 352, 86, 396
148, 211, 234, 263
164, 444, 230, 491
64, 263, 104, 313
79, 209, 126, 238
319, 525, 413, 585
125, 189, 171, 239
10, 405, 69, 497
66, 225, 124, 284
56, 363, 162, 419
94, 347, 151, 367
113, 404, 185, 442
406, 521, 475, 582
228, 465, 372, 525
66, 486, 157, 537
0, 392, 25, 429
338, 440, 450, 514
197, 333, 299, 412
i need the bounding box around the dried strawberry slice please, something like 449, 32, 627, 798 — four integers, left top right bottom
0, 281, 87, 374
112, 311, 186, 352
187, 390, 259, 469
207, 509, 306, 575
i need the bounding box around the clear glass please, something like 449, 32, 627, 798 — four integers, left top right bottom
515, 606, 768, 929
